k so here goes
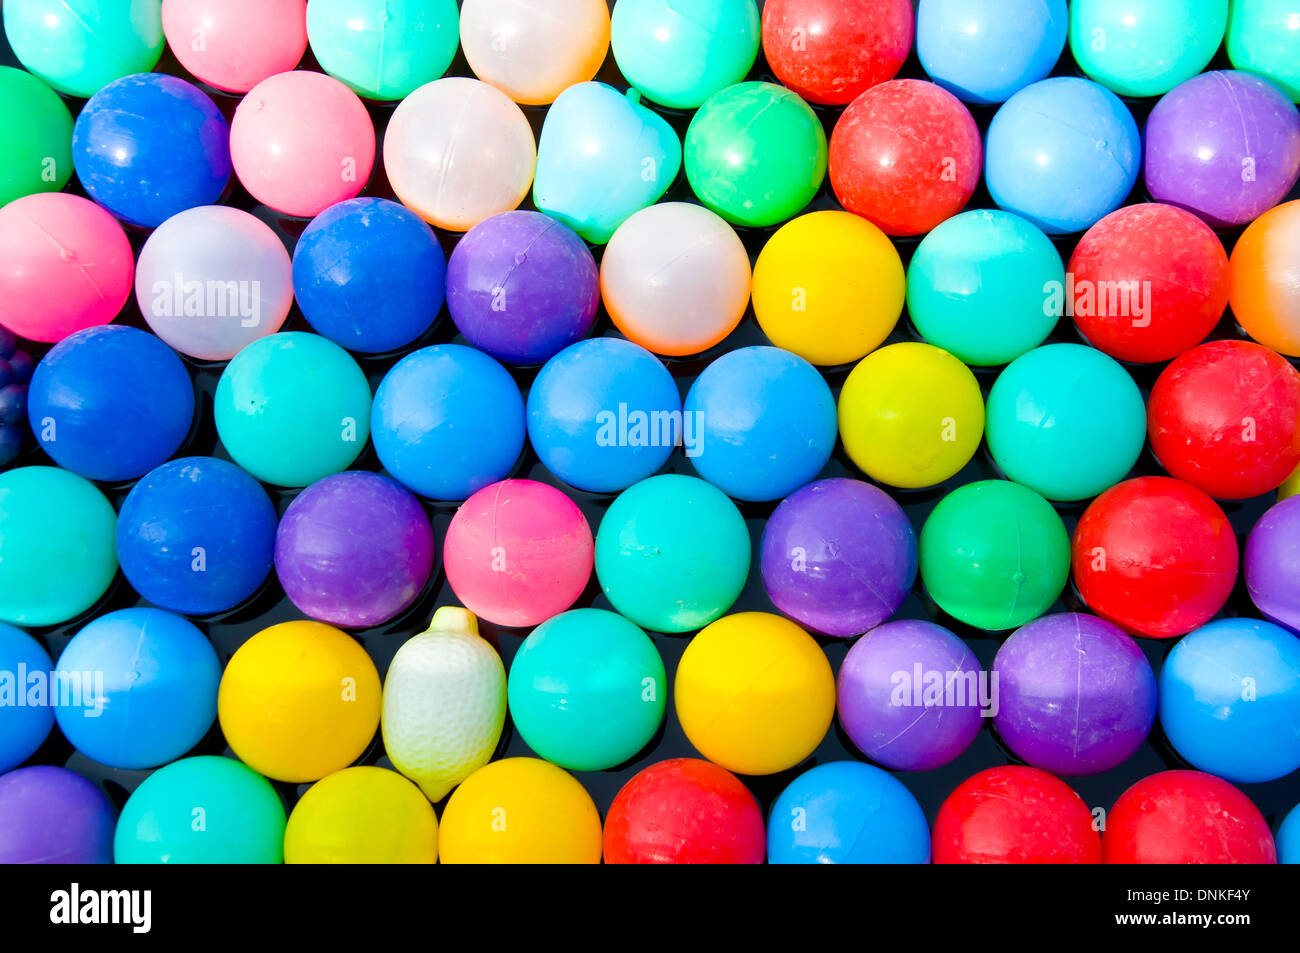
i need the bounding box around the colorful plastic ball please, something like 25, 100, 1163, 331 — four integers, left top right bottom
1248, 497, 1300, 630
1230, 200, 1300, 357
916, 0, 1067, 105
906, 209, 1063, 366
604, 758, 764, 864
1282, 462, 1300, 501
72, 73, 230, 229
162, 0, 306, 93
135, 205, 293, 361
292, 197, 445, 355
601, 202, 751, 356
384, 77, 536, 232
0, 467, 117, 627
215, 332, 371, 488
761, 0, 912, 106
985, 77, 1140, 235
0, 192, 132, 344
3, 0, 163, 99
611, 0, 759, 110
53, 608, 220, 770
0, 66, 72, 207
28, 326, 194, 483
768, 762, 930, 864
838, 342, 985, 489
507, 608, 666, 771
595, 475, 750, 633
284, 767, 438, 865
459, 0, 609, 106
526, 338, 679, 494
306, 0, 460, 101
447, 211, 598, 366
0, 623, 54, 774
114, 756, 286, 864
1148, 340, 1300, 500
1145, 71, 1300, 228
1280, 803, 1300, 864
443, 479, 593, 628
684, 82, 827, 228
1228, 0, 1300, 102
933, 766, 1101, 863
275, 472, 435, 628
1103, 771, 1276, 864
439, 757, 602, 864
372, 344, 525, 501
0, 766, 115, 865
116, 457, 276, 617
829, 80, 981, 238
1072, 477, 1238, 639
218, 620, 381, 783
993, 613, 1155, 776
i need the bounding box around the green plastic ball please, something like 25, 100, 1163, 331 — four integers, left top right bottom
0, 67, 73, 207
306, 0, 460, 101
1228, 0, 1300, 102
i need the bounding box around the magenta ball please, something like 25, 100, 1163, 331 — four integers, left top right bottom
0, 766, 115, 864
275, 471, 435, 628
1246, 496, 1300, 632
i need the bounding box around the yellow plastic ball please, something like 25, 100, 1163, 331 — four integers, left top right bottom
1280, 462, 1300, 501
438, 757, 602, 864
218, 620, 381, 783
674, 612, 834, 776
752, 210, 905, 366
284, 767, 438, 865
838, 342, 985, 489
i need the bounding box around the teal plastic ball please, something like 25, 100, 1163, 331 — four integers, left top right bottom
306, 0, 460, 101
1228, 0, 1300, 102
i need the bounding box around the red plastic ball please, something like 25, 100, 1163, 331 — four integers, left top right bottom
761, 0, 913, 106
1072, 477, 1238, 639
829, 79, 982, 237
1103, 771, 1277, 864
1148, 339, 1300, 499
1068, 204, 1229, 364
932, 765, 1101, 864
603, 758, 765, 864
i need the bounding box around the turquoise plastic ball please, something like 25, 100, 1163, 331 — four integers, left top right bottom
1228, 0, 1300, 102
306, 0, 460, 101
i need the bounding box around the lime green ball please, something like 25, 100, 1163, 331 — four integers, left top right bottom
1069, 0, 1227, 98
685, 81, 827, 227
306, 0, 460, 101
0, 67, 72, 207
1228, 0, 1300, 103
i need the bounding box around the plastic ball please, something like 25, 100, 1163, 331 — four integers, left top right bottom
292, 197, 446, 355
768, 762, 930, 864
1103, 771, 1276, 864
1144, 70, 1300, 227
1072, 476, 1238, 639
933, 766, 1101, 863
28, 326, 194, 483
215, 331, 371, 488
595, 474, 750, 633
837, 342, 985, 489
761, 0, 912, 106
611, 0, 760, 110
603, 758, 765, 864
1230, 200, 1300, 357
0, 193, 132, 344
1282, 462, 1300, 501
1247, 497, 1300, 630
1228, 0, 1300, 102
0, 623, 54, 774
116, 457, 276, 616
0, 766, 115, 864
306, 0, 460, 101
161, 0, 307, 94
218, 620, 381, 783
0, 65, 73, 207
284, 767, 438, 864
447, 211, 598, 365
0, 467, 117, 627
985, 77, 1140, 235
1280, 803, 1300, 864
275, 472, 435, 628
507, 608, 666, 771
906, 209, 1063, 366
135, 205, 293, 361
836, 619, 984, 771
684, 82, 827, 228
113, 756, 286, 864
372, 344, 525, 501
601, 202, 751, 356
443, 479, 593, 628
439, 757, 602, 864
384, 77, 536, 232
1148, 340, 1300, 500
916, 0, 1067, 104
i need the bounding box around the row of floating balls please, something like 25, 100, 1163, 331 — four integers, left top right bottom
0, 0, 1300, 863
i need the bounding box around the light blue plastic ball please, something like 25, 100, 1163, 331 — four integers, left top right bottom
0, 623, 54, 773
1280, 803, 1300, 864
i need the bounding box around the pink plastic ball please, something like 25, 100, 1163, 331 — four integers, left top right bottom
162, 0, 308, 94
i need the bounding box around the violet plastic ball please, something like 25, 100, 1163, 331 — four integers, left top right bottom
0, 766, 115, 864
1247, 496, 1300, 632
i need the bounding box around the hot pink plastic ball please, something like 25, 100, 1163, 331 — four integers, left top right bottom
162, 0, 308, 94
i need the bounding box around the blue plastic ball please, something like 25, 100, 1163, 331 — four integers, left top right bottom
1280, 803, 1300, 864
0, 622, 54, 773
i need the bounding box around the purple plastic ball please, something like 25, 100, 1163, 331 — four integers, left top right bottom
992, 612, 1156, 776
837, 619, 985, 771
761, 478, 917, 637
0, 384, 26, 426
275, 471, 435, 628
1145, 70, 1300, 227
1246, 496, 1300, 632
446, 210, 599, 365
0, 766, 115, 864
